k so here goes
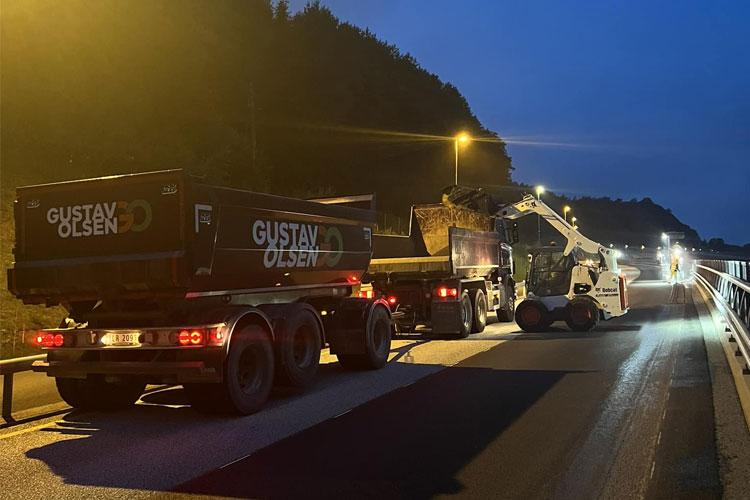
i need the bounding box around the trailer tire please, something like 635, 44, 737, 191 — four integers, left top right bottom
470, 289, 487, 333
186, 324, 274, 415
56, 376, 145, 411
496, 286, 516, 322
337, 304, 391, 370
274, 307, 322, 389
515, 300, 552, 333
565, 297, 600, 332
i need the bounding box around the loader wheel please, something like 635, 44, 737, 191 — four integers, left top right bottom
470, 289, 487, 333
274, 307, 322, 389
56, 376, 145, 411
186, 324, 274, 415
338, 305, 392, 370
496, 286, 516, 322
515, 300, 552, 333
565, 297, 600, 332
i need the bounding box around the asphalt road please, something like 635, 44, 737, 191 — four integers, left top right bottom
0, 268, 733, 499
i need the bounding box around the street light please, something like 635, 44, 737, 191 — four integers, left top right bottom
535, 185, 545, 243
454, 132, 471, 185
563, 205, 571, 223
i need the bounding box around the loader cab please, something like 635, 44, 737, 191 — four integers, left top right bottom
526, 247, 577, 297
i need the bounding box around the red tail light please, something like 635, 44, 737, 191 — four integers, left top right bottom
178, 330, 191, 346
53, 334, 65, 347
189, 330, 203, 345
436, 286, 458, 299
178, 329, 206, 346
387, 295, 397, 305
36, 333, 55, 347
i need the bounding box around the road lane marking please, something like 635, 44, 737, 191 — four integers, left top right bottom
0, 420, 61, 441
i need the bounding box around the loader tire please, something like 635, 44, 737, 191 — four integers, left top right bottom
515, 300, 552, 333
565, 297, 600, 332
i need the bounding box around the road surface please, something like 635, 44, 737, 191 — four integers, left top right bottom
0, 269, 744, 499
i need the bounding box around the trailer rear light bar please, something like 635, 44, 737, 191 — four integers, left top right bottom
436, 286, 458, 299
32, 323, 227, 349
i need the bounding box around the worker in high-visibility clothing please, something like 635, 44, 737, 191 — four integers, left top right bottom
669, 246, 682, 283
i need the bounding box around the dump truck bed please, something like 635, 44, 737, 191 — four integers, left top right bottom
9, 170, 376, 304
367, 205, 503, 280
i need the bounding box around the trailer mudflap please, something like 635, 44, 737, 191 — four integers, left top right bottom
322, 297, 382, 355
430, 301, 463, 334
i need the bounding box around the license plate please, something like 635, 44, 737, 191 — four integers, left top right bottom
104, 332, 141, 347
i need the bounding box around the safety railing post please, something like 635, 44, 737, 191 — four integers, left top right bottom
2, 374, 14, 423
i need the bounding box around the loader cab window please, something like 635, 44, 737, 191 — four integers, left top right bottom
527, 248, 576, 297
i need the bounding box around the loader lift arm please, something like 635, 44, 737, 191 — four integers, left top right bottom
496, 195, 619, 273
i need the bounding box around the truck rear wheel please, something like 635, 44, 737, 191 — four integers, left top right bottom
515, 300, 552, 333
470, 289, 487, 333
337, 305, 391, 370
496, 286, 516, 322
457, 290, 473, 338
56, 376, 145, 411
565, 297, 600, 332
274, 307, 322, 389
186, 324, 274, 415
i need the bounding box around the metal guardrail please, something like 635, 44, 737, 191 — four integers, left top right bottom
694, 260, 750, 373
0, 354, 46, 423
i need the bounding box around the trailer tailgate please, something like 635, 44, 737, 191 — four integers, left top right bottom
9, 170, 188, 302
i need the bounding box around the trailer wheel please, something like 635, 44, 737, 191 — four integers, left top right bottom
338, 304, 392, 370
457, 290, 473, 338
274, 307, 322, 389
514, 300, 551, 333
56, 376, 145, 411
470, 289, 487, 333
186, 324, 274, 415
496, 286, 516, 322
565, 297, 600, 332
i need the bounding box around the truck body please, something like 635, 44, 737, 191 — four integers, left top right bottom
363, 204, 516, 337
8, 170, 392, 414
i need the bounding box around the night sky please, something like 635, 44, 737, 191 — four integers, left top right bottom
290, 0, 749, 245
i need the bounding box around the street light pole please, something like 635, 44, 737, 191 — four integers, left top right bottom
454, 139, 459, 185
454, 132, 470, 185
563, 205, 571, 223
535, 185, 545, 244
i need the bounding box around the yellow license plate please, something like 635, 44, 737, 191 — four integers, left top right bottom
104, 332, 141, 347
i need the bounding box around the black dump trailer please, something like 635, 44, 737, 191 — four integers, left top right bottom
8, 170, 391, 414
362, 204, 515, 337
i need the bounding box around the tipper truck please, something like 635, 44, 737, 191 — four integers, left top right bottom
362, 201, 516, 337
8, 169, 392, 414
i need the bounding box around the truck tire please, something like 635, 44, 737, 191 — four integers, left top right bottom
514, 300, 552, 333
56, 376, 145, 411
470, 289, 487, 333
565, 297, 600, 332
496, 286, 516, 322
457, 290, 473, 338
274, 307, 322, 389
186, 324, 274, 415
337, 304, 391, 370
